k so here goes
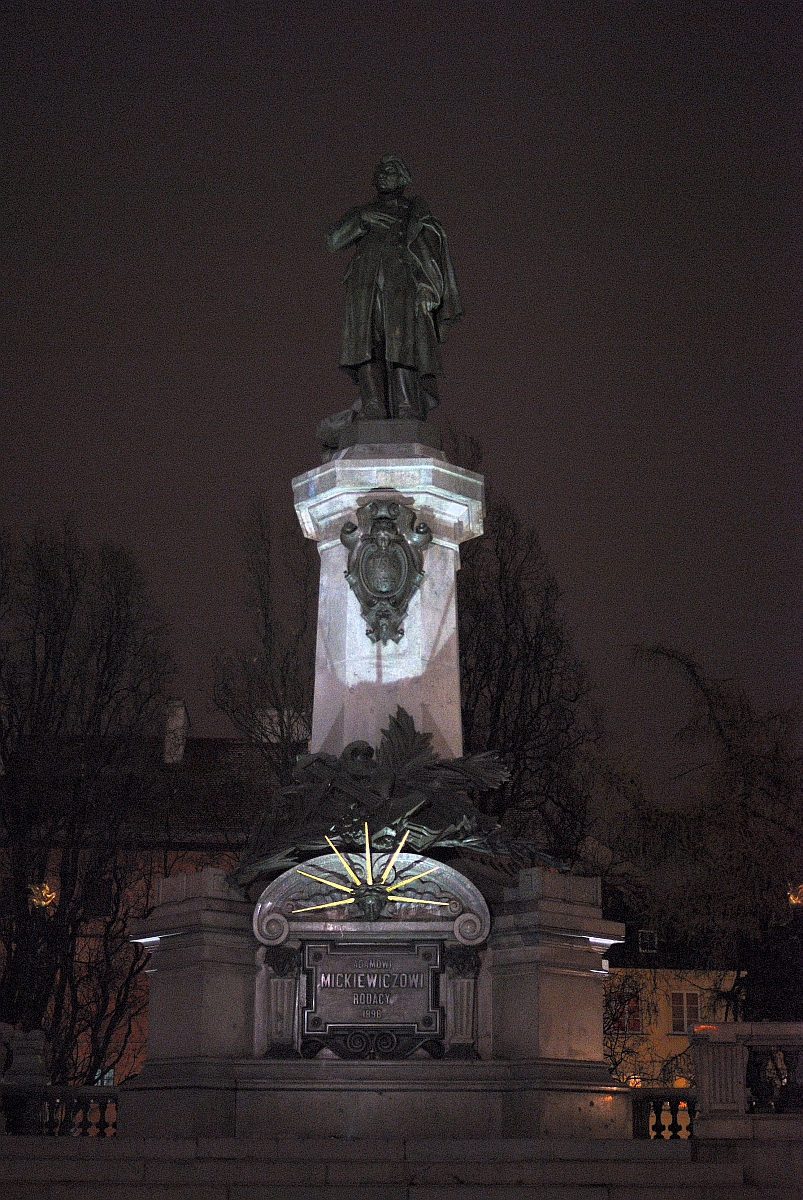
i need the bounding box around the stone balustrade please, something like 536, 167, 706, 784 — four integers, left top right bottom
691, 1021, 803, 1139
1, 1084, 118, 1135
631, 1087, 697, 1139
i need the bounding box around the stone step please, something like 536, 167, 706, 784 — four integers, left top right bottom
0, 1136, 799, 1200
0, 1180, 792, 1200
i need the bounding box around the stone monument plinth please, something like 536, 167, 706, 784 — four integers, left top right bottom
121, 859, 629, 1140
121, 420, 630, 1142
293, 428, 483, 758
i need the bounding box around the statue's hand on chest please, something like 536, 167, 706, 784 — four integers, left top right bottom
360, 198, 409, 235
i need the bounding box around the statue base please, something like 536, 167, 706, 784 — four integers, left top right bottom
120, 1056, 628, 1140
121, 867, 629, 1141
293, 443, 484, 758
337, 418, 442, 453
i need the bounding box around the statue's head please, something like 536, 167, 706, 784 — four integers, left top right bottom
373, 153, 412, 194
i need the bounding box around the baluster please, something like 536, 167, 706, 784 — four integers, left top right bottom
686, 1096, 697, 1138
667, 1097, 682, 1138
651, 1098, 667, 1139
778, 1046, 803, 1112
97, 1098, 109, 1137
57, 1097, 69, 1136
78, 1098, 92, 1136
747, 1046, 775, 1111
44, 1095, 59, 1135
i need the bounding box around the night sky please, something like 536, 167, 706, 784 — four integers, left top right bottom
2, 2, 800, 786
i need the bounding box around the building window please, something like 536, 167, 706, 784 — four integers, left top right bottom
614, 995, 642, 1033
671, 991, 700, 1034
638, 929, 658, 954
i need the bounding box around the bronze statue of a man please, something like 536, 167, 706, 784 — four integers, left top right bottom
326, 154, 462, 421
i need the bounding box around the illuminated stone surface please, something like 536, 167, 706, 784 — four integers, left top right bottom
293, 443, 483, 758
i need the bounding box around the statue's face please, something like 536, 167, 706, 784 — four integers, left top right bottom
374, 161, 404, 193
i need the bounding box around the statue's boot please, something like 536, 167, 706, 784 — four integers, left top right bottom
356, 361, 388, 419
390, 365, 423, 420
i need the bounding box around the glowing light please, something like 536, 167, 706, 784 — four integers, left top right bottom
28, 883, 57, 908
295, 869, 353, 893
788, 883, 803, 906
324, 836, 362, 885
385, 864, 440, 892
291, 897, 356, 914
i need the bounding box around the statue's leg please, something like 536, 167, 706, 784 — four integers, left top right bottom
356, 361, 388, 419
420, 374, 439, 412
356, 291, 390, 419
389, 366, 422, 420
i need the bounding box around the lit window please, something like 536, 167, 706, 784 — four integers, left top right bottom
614, 995, 642, 1032
671, 992, 700, 1034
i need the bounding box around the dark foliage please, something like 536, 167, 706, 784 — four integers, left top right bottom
230, 706, 561, 890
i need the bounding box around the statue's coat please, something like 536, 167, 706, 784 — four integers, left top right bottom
327, 195, 462, 401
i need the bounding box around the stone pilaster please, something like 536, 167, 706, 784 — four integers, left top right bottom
121, 869, 257, 1137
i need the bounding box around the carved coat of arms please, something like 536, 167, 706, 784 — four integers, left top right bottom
340, 493, 432, 645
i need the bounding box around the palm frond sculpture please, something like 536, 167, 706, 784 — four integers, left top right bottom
231, 707, 563, 888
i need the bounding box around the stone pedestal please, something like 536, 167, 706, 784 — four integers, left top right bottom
121, 869, 256, 1137
293, 439, 483, 758
488, 868, 623, 1063
483, 866, 630, 1135
122, 431, 632, 1143
1, 1028, 50, 1135
130, 870, 255, 1061
121, 864, 631, 1140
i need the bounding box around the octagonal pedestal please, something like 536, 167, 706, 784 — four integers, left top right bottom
293, 440, 483, 759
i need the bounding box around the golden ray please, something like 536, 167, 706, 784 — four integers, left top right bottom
291, 897, 357, 914
364, 821, 373, 885
294, 869, 354, 894
385, 864, 440, 892
387, 894, 451, 906
324, 835, 362, 885
380, 828, 410, 883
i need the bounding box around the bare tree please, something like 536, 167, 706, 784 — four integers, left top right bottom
457, 495, 598, 860
0, 526, 171, 1083
603, 968, 661, 1083
212, 502, 316, 788
607, 646, 803, 1019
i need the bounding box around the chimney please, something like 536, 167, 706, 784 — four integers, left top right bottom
163, 698, 190, 765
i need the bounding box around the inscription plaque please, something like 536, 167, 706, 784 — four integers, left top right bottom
301, 941, 443, 1058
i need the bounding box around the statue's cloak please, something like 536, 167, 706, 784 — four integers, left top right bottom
328, 195, 463, 398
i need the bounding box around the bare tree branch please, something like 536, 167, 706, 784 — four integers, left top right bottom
0, 525, 172, 1083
